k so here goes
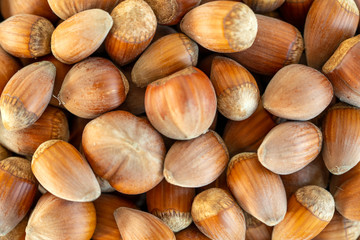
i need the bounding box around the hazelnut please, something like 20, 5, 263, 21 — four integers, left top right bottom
25, 193, 96, 240
164, 130, 229, 188
82, 110, 166, 195
146, 180, 196, 232
114, 207, 176, 239
32, 140, 101, 202
0, 61, 55, 131
145, 66, 217, 140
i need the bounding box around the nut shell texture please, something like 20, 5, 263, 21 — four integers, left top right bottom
322, 104, 360, 175
191, 188, 246, 240
295, 186, 335, 222
143, 0, 200, 25
0, 14, 54, 58
1, 0, 58, 22
0, 106, 69, 156
32, 140, 101, 202
47, 0, 120, 19
25, 193, 96, 240
58, 57, 129, 119
0, 47, 21, 95
82, 110, 166, 195
92, 194, 136, 240
131, 33, 199, 88
210, 56, 259, 121
164, 130, 229, 187
304, 0, 359, 69
114, 207, 176, 240
334, 175, 360, 221
146, 180, 195, 232
272, 185, 335, 240
0, 157, 37, 236
180, 1, 258, 53
223, 102, 276, 155
145, 66, 217, 140
0, 61, 55, 131
227, 152, 287, 226
258, 121, 322, 174
314, 211, 360, 240
51, 9, 113, 64
323, 35, 360, 107
225, 14, 304, 76
263, 64, 333, 120
105, 0, 157, 66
